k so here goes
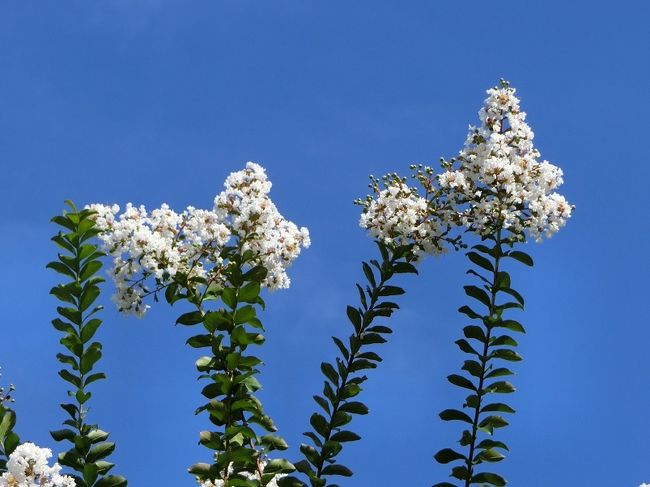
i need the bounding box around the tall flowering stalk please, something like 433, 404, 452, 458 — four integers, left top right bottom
287, 173, 463, 487
91, 163, 310, 485
47, 201, 127, 487
0, 369, 18, 473
433, 80, 573, 486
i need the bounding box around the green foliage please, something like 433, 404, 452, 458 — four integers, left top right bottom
285, 242, 417, 487
166, 246, 294, 485
433, 231, 530, 487
0, 404, 20, 472
48, 201, 127, 487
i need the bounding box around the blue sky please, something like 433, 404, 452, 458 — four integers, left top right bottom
1, 1, 649, 485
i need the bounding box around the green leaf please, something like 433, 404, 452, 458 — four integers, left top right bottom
95, 475, 128, 487
464, 285, 491, 308
507, 250, 533, 266
498, 319, 526, 333
455, 339, 480, 356
378, 285, 404, 297
481, 403, 516, 414
447, 374, 476, 391
490, 349, 523, 362
239, 281, 261, 302
222, 288, 237, 309
439, 409, 473, 424
321, 464, 353, 477
0, 409, 17, 440
81, 318, 102, 343
362, 262, 376, 288
234, 305, 256, 325
484, 381, 516, 394
320, 362, 339, 385
86, 442, 115, 462
346, 306, 361, 330
176, 311, 204, 326
79, 260, 102, 281
330, 430, 360, 442
50, 429, 76, 442
434, 448, 466, 464
471, 471, 506, 486
261, 434, 289, 451
80, 345, 102, 374
467, 251, 494, 272
264, 458, 296, 474
478, 448, 506, 462
339, 401, 368, 415
458, 305, 482, 320
309, 413, 328, 437
463, 325, 486, 342
47, 261, 76, 279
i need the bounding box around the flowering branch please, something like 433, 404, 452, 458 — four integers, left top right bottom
47, 201, 127, 487
433, 80, 573, 486
90, 163, 309, 485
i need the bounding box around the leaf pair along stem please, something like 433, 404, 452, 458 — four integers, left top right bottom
48, 201, 127, 487
285, 242, 417, 487
434, 228, 532, 487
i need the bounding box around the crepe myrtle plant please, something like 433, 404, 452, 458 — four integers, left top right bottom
284, 171, 465, 487
89, 162, 310, 486
46, 201, 127, 487
432, 80, 573, 486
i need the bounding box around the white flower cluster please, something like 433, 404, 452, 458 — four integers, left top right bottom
89, 162, 310, 317
214, 162, 311, 290
0, 443, 75, 487
439, 80, 573, 241
359, 81, 573, 249
358, 173, 458, 260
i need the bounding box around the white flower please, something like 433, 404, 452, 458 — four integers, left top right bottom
89, 162, 309, 316
0, 442, 75, 487
358, 171, 461, 260
443, 79, 573, 240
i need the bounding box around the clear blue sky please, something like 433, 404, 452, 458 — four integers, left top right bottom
1, 1, 649, 485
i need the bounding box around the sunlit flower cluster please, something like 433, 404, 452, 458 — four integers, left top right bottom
89, 162, 310, 316
439, 79, 573, 241
214, 162, 311, 290
359, 80, 573, 248
357, 170, 462, 260
0, 443, 75, 487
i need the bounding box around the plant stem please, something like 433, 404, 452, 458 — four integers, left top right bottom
313, 252, 398, 481
464, 227, 502, 485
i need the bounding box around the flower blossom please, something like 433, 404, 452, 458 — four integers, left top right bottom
0, 443, 75, 487
357, 170, 462, 260
89, 162, 310, 317
439, 79, 573, 241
